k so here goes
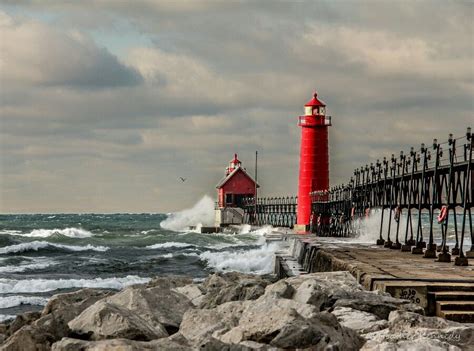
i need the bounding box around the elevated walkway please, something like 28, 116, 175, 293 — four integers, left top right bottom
273, 234, 474, 323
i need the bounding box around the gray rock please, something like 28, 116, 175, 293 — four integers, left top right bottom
217, 295, 363, 350
146, 275, 193, 290
106, 284, 193, 333
51, 336, 191, 351
332, 306, 388, 334
263, 280, 294, 299
199, 272, 272, 308
1, 289, 111, 351
333, 291, 424, 320
68, 300, 168, 341
173, 283, 205, 307
363, 311, 474, 350
362, 337, 463, 351
180, 301, 246, 344
4, 311, 41, 338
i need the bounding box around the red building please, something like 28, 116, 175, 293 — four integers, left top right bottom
216, 154, 258, 208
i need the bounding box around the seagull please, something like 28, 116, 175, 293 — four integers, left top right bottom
179, 177, 187, 182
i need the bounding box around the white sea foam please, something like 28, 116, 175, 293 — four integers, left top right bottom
0, 275, 150, 293
0, 258, 58, 273
0, 296, 49, 309
22, 227, 94, 238
146, 242, 194, 249
160, 195, 214, 231
199, 242, 281, 274
0, 241, 109, 254
0, 315, 16, 323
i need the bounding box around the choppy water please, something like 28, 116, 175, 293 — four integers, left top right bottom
0, 197, 280, 322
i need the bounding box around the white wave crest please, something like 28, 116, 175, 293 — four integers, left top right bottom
0, 258, 58, 273
22, 227, 93, 238
0, 275, 150, 293
0, 296, 48, 309
160, 195, 214, 232
0, 241, 109, 254
146, 242, 194, 249
0, 315, 16, 323
199, 242, 281, 274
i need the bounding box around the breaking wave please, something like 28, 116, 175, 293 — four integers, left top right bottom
0, 258, 58, 273
4, 227, 94, 238
0, 275, 150, 293
0, 295, 49, 309
199, 242, 280, 275
146, 242, 194, 249
0, 241, 109, 254
160, 196, 214, 231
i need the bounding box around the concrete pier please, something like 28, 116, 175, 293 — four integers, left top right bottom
273, 233, 474, 323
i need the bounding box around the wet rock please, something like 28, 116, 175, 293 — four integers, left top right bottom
198, 272, 273, 308
106, 284, 193, 333
332, 306, 388, 334
68, 300, 167, 341
51, 336, 191, 351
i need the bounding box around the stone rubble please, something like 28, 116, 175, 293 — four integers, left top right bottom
0, 272, 472, 351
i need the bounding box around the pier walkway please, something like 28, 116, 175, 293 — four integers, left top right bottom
272, 233, 474, 323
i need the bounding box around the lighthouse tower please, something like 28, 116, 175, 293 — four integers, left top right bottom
295, 92, 331, 231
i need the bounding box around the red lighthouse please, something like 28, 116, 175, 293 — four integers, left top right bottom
295, 92, 331, 231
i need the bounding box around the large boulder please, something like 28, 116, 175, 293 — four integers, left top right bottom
362, 337, 463, 351
68, 300, 167, 341
105, 284, 193, 334
145, 276, 193, 290
1, 289, 112, 351
3, 311, 41, 338
198, 272, 274, 308
216, 296, 363, 350
173, 283, 205, 307
52, 336, 191, 351
332, 306, 388, 334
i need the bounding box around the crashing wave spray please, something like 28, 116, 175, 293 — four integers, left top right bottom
160, 195, 215, 232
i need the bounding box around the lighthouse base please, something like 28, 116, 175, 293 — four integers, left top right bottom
294, 224, 310, 233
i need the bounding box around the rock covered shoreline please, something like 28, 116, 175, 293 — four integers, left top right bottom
0, 271, 473, 350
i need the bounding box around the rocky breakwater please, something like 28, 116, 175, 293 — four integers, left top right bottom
1, 272, 473, 350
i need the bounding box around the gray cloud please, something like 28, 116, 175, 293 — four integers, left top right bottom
0, 1, 472, 213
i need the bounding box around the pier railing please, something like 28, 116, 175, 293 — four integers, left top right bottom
311, 128, 473, 265
242, 196, 297, 228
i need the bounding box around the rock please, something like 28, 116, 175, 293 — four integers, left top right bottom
68, 300, 167, 341
332, 306, 388, 334
362, 337, 463, 351
363, 311, 474, 350
52, 336, 191, 351
1, 289, 111, 351
173, 283, 205, 307
146, 275, 193, 290
5, 311, 41, 337
263, 280, 294, 299
333, 291, 423, 320
105, 284, 193, 333
199, 272, 272, 308
217, 296, 363, 350
180, 301, 246, 344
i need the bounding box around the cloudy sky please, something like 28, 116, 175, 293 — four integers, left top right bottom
0, 1, 472, 213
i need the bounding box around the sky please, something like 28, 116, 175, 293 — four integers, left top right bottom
0, 0, 473, 213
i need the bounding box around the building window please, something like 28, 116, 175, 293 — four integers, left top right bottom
225, 193, 233, 205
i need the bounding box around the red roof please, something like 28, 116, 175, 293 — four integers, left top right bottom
304, 92, 326, 107
216, 167, 259, 189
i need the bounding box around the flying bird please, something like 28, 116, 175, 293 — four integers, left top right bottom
179, 177, 187, 182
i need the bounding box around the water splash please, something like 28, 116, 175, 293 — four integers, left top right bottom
160, 195, 215, 231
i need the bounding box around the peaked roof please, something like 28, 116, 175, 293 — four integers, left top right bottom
304, 92, 326, 107
216, 167, 260, 189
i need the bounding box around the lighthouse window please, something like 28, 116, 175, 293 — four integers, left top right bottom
225, 193, 233, 205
